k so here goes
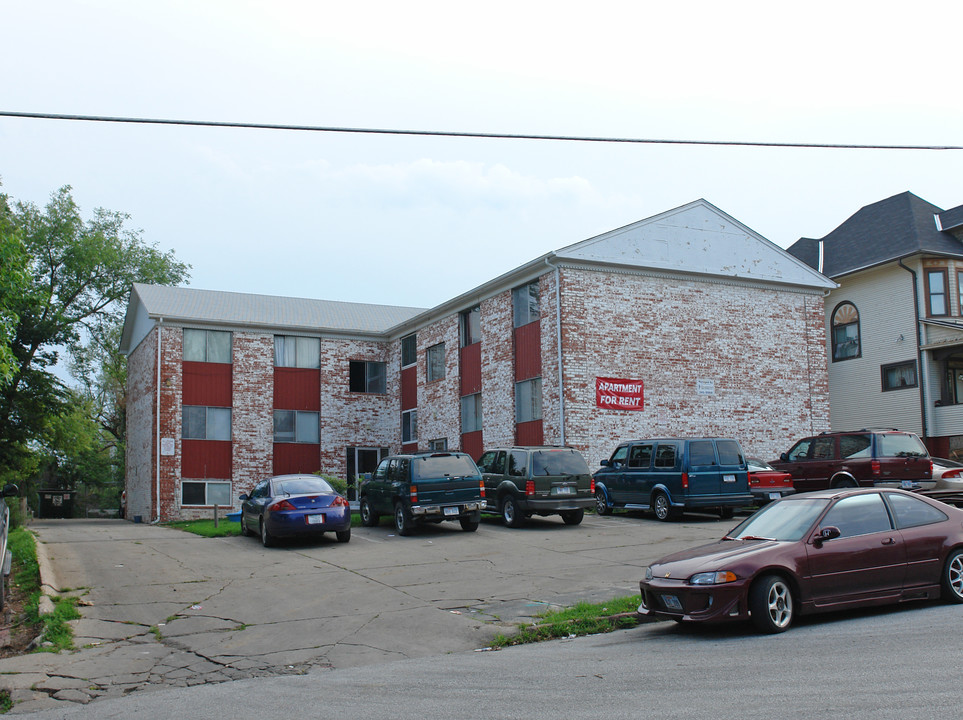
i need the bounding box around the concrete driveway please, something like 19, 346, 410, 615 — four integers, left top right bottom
1, 511, 734, 712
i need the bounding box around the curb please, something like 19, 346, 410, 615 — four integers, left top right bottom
33, 533, 58, 616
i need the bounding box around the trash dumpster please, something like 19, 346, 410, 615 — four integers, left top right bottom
38, 490, 74, 519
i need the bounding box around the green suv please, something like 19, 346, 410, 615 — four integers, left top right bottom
359, 452, 486, 536
476, 446, 594, 527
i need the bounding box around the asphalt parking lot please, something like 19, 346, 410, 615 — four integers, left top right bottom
0, 510, 737, 712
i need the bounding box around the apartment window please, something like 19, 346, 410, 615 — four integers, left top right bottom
515, 378, 542, 423
274, 335, 320, 368
402, 409, 417, 443
182, 481, 232, 507
831, 302, 860, 361
427, 343, 446, 382
460, 306, 481, 347
273, 410, 320, 443
182, 406, 231, 440
461, 393, 483, 433
927, 269, 949, 316
183, 329, 231, 363
349, 361, 386, 393
401, 334, 417, 368
882, 361, 918, 391
512, 282, 540, 328
428, 438, 447, 452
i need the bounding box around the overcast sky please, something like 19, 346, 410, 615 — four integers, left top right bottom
2, 0, 961, 310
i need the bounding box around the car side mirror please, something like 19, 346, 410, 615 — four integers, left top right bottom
1, 484, 18, 498
780, 452, 790, 462
238, 493, 249, 501
600, 460, 611, 468
477, 464, 488, 473
813, 526, 841, 548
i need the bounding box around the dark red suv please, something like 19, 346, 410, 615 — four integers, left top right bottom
770, 429, 932, 492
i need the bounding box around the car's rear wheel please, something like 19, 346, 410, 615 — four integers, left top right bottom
941, 549, 963, 602
336, 528, 351, 543
500, 495, 525, 528
561, 509, 584, 525
259, 519, 274, 548
394, 501, 414, 536
360, 497, 379, 527
749, 574, 794, 633
459, 513, 480, 532
653, 491, 676, 522
595, 488, 612, 515
830, 476, 858, 488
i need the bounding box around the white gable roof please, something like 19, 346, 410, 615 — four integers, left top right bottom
555, 199, 836, 289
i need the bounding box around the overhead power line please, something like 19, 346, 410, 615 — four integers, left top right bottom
1, 110, 961, 151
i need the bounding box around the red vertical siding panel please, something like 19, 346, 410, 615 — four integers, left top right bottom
181, 440, 232, 479
272, 444, 322, 475
515, 420, 544, 446
461, 430, 484, 462
401, 366, 417, 410
460, 343, 482, 396
182, 362, 232, 406
514, 323, 542, 381
273, 368, 321, 411
402, 442, 418, 454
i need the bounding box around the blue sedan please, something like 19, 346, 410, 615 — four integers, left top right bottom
239, 474, 351, 547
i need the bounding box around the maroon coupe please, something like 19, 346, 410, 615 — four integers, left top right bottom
639, 488, 963, 633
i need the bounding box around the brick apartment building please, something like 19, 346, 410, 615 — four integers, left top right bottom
120, 199, 836, 522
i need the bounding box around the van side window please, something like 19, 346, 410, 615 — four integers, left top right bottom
716, 440, 744, 465
610, 446, 629, 467
654, 445, 677, 469
628, 444, 653, 469
689, 441, 717, 466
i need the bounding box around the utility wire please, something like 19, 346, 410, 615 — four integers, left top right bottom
1, 110, 961, 151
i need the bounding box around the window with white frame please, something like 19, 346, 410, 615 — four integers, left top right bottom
427, 342, 445, 382
274, 335, 320, 368
182, 406, 231, 440
429, 438, 447, 452
349, 361, 386, 393
273, 410, 320, 443
183, 329, 232, 363
515, 378, 542, 423
461, 393, 483, 433
512, 281, 540, 328
402, 409, 417, 443
401, 334, 417, 368
182, 480, 232, 506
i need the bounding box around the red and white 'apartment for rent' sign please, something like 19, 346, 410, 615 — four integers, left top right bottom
596, 377, 644, 411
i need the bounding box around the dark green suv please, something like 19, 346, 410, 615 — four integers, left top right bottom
359, 452, 486, 536
476, 446, 594, 527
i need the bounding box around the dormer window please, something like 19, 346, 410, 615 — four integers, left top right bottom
927, 269, 949, 316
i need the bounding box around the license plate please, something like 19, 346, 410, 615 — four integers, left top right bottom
307, 514, 324, 525
723, 474, 736, 483
661, 595, 683, 611
901, 480, 916, 490
552, 486, 575, 496
443, 506, 459, 516
769, 492, 781, 500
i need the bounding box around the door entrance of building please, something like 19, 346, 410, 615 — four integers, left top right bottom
345, 447, 389, 500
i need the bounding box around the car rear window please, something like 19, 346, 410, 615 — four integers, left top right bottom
412, 454, 479, 480
877, 433, 928, 458
274, 478, 334, 495
716, 440, 744, 465
532, 450, 590, 476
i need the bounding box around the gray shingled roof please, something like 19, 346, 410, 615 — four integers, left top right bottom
939, 204, 963, 232
787, 192, 963, 278
133, 284, 426, 334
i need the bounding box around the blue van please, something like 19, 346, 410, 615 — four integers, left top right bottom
593, 438, 752, 521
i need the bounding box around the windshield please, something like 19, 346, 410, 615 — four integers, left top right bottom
728, 498, 830, 542
531, 450, 590, 476
274, 478, 334, 495
412, 454, 479, 480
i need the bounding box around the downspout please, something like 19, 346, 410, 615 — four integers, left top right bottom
155, 319, 163, 523
545, 258, 565, 445
897, 259, 928, 441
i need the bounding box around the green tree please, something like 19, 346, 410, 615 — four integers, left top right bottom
0, 196, 29, 385
0, 185, 190, 499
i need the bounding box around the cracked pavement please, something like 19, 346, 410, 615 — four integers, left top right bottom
0, 513, 728, 713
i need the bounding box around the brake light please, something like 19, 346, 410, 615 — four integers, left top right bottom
943, 469, 963, 480
410, 485, 418, 502
268, 499, 296, 512
331, 496, 348, 507
871, 460, 880, 476
682, 472, 688, 490
590, 477, 595, 494
479, 480, 486, 497
525, 480, 535, 497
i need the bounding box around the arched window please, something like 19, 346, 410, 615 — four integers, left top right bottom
832, 302, 860, 361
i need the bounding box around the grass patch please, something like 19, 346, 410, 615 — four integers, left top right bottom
163, 518, 243, 537
487, 595, 642, 648
8, 528, 81, 653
